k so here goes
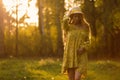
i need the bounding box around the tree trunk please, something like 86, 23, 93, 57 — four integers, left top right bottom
0, 0, 5, 56
38, 0, 44, 35
38, 0, 47, 56
55, 0, 64, 57
0, 23, 4, 56
83, 0, 97, 37
45, 8, 54, 56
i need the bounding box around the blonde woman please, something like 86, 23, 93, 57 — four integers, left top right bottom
62, 7, 90, 80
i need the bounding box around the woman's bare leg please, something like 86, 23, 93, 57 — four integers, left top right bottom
75, 71, 81, 80
67, 68, 75, 80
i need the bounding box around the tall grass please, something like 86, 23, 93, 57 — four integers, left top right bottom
0, 58, 120, 80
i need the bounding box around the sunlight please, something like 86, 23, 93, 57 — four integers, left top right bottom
2, 0, 15, 11
25, 0, 38, 25
3, 0, 38, 26
65, 0, 82, 10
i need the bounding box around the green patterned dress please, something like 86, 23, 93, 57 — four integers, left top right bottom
62, 20, 89, 76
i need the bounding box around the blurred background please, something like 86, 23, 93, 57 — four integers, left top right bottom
0, 0, 120, 80
0, 0, 120, 59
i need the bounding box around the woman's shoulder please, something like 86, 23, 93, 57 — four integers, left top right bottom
82, 23, 90, 32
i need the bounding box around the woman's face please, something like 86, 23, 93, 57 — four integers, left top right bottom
69, 13, 83, 25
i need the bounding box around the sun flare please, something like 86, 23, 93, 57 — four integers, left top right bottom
3, 0, 38, 26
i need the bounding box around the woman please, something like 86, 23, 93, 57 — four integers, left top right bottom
62, 7, 90, 80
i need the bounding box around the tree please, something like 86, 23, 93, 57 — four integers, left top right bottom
82, 0, 120, 58
36, 0, 65, 57
0, 0, 5, 56
100, 0, 120, 57
54, 0, 65, 57
83, 0, 97, 39
37, 0, 44, 35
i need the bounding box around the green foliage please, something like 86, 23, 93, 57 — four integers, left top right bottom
83, 0, 120, 59
4, 24, 62, 57
113, 11, 120, 28
37, 0, 64, 57
1, 0, 65, 57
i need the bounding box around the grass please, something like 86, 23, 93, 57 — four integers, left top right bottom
87, 60, 120, 80
0, 58, 120, 80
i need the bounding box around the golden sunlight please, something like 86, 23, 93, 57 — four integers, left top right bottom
3, 0, 38, 26
65, 0, 82, 10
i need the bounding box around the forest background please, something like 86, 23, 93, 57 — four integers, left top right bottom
0, 0, 120, 60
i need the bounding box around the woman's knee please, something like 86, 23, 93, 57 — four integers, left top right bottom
75, 71, 81, 80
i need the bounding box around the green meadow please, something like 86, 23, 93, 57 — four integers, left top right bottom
0, 58, 120, 80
